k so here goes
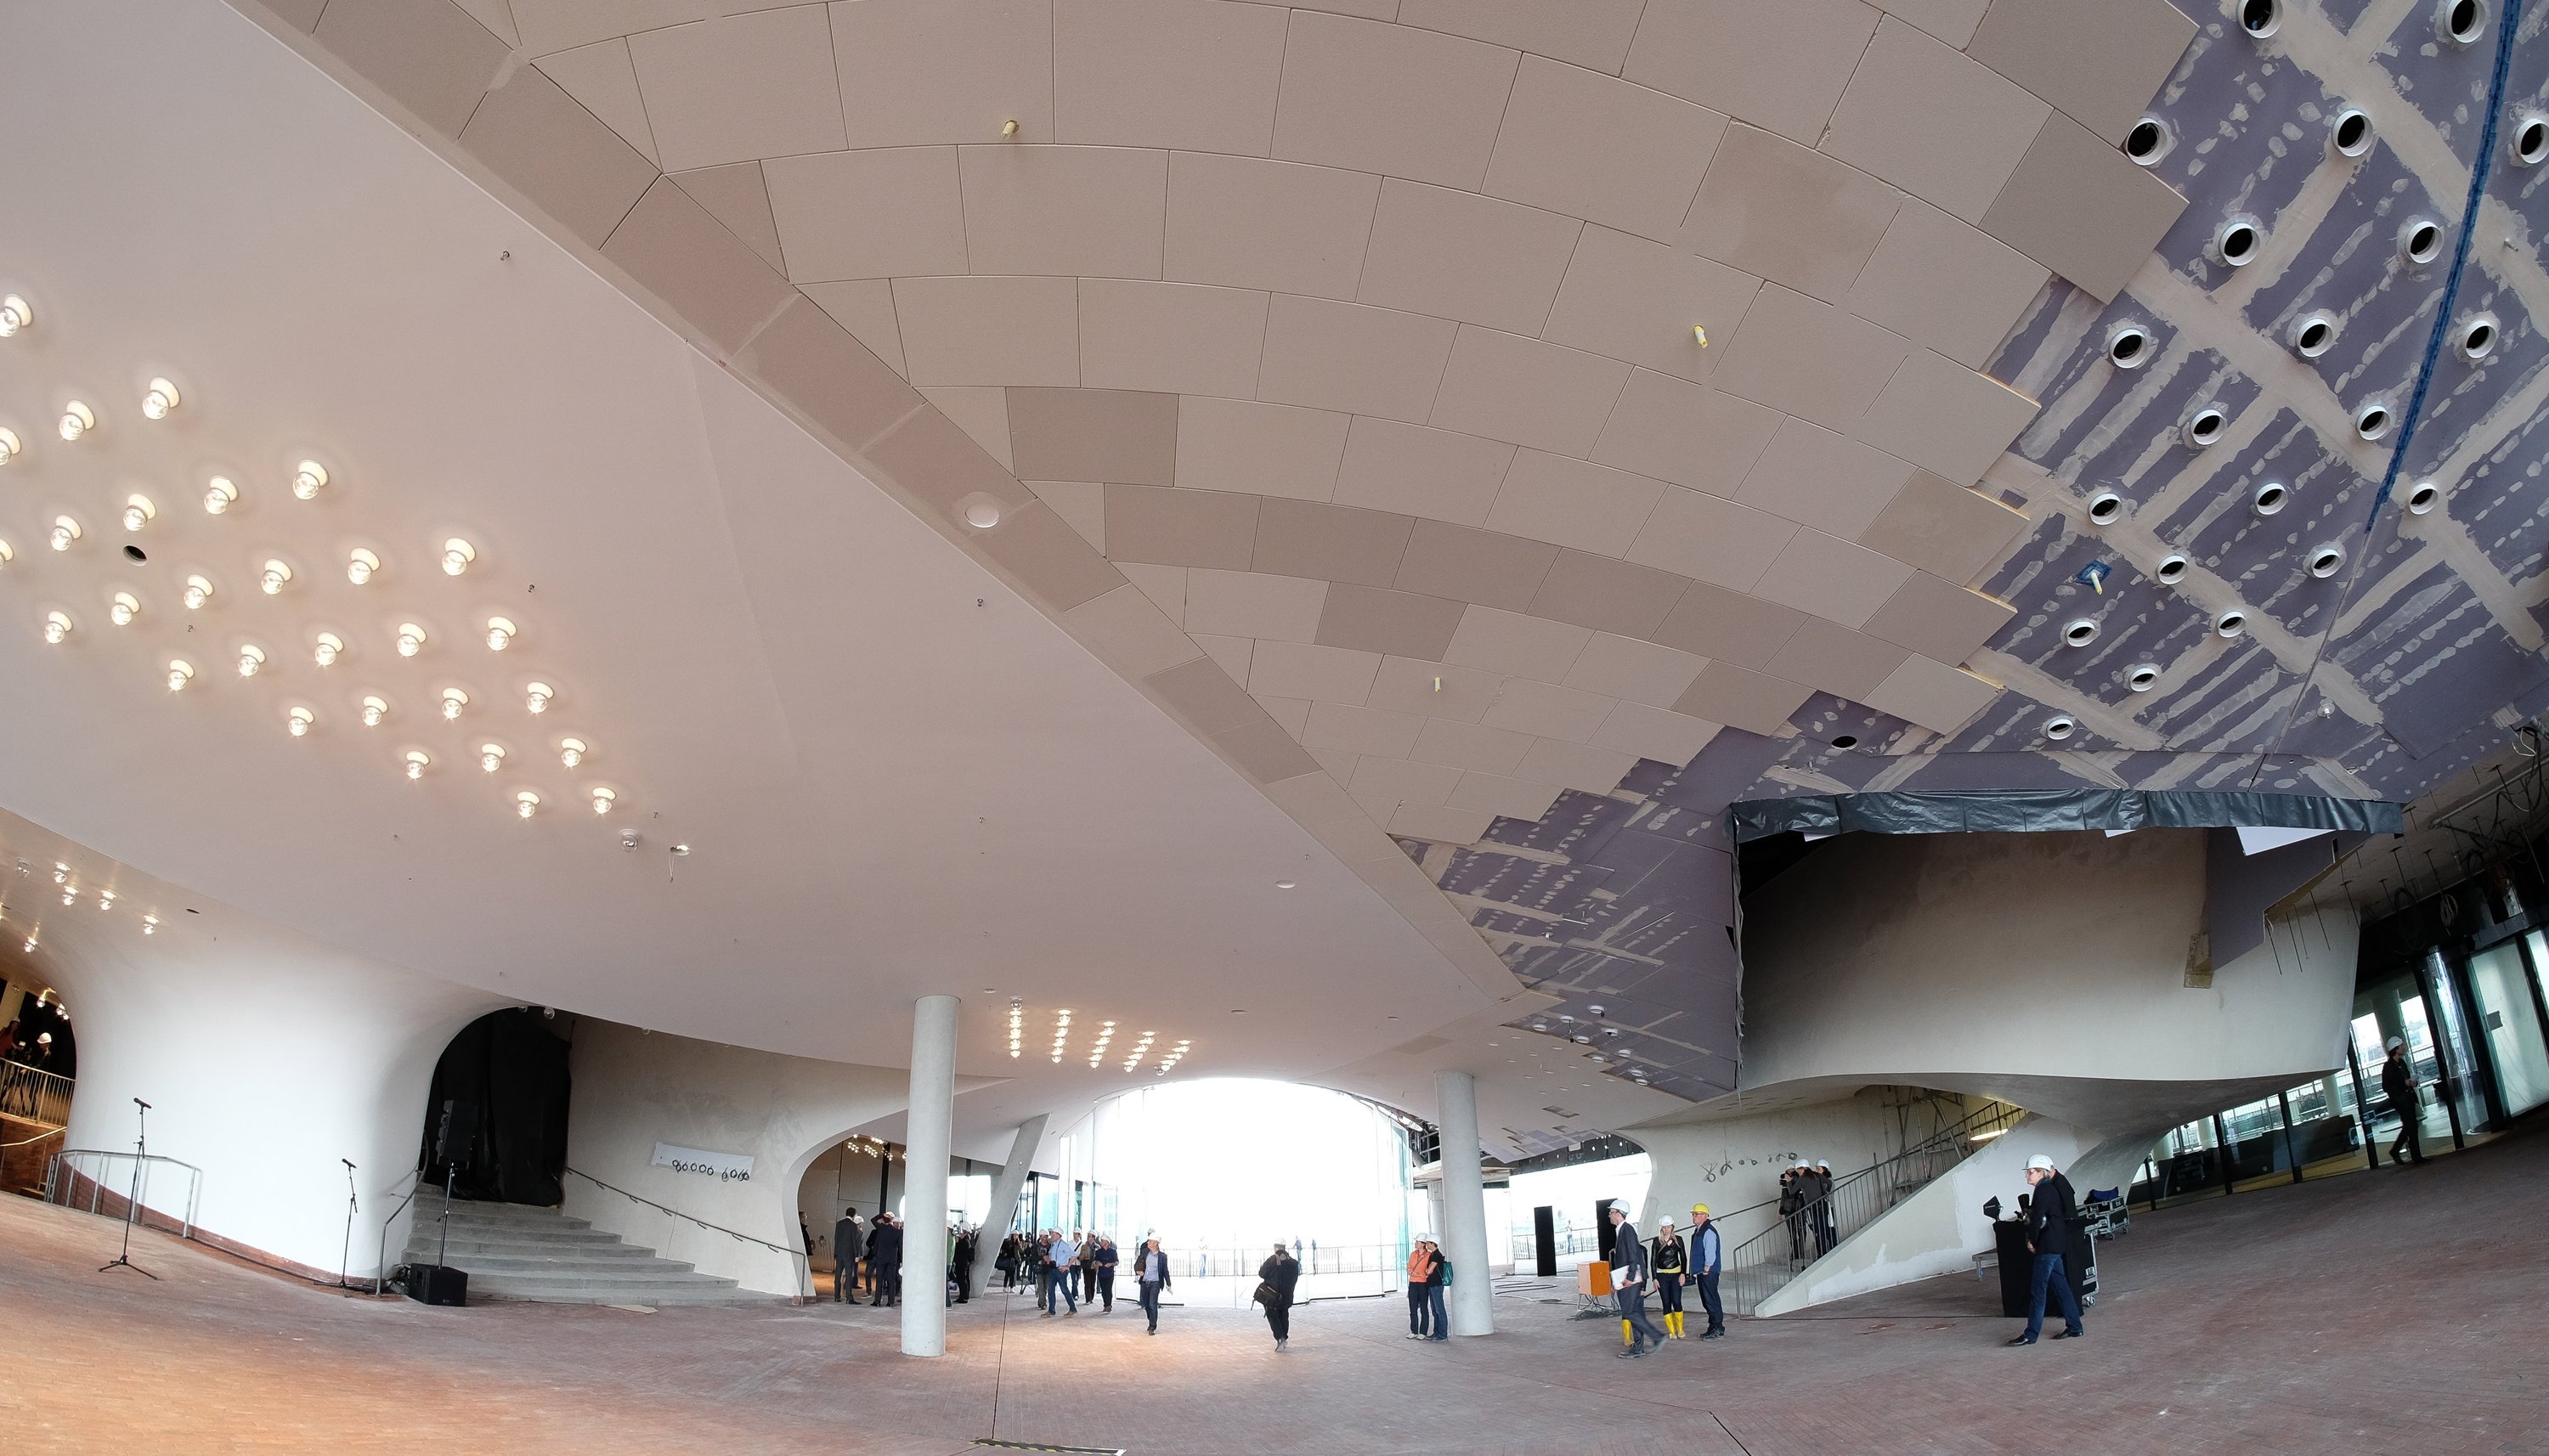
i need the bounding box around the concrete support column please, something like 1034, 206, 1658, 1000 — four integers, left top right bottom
1434, 1068, 1495, 1337
901, 994, 959, 1357
969, 1112, 1048, 1296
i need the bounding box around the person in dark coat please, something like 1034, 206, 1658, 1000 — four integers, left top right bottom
2382, 1036, 2426, 1165
1092, 1235, 1118, 1312
1607, 1207, 1667, 1357
1258, 1242, 1300, 1351
1688, 1204, 1726, 1340
1809, 1159, 1838, 1256
1778, 1165, 1806, 1261
832, 1208, 864, 1302
867, 1216, 903, 1307
953, 1227, 976, 1303
2009, 1154, 2083, 1346
1135, 1236, 1173, 1335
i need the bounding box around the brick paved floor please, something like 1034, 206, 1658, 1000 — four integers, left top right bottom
3, 1123, 2544, 1455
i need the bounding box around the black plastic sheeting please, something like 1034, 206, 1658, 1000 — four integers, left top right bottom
419, 1008, 572, 1207
1726, 788, 2402, 843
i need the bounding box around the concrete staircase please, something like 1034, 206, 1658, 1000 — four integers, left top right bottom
402, 1189, 774, 1306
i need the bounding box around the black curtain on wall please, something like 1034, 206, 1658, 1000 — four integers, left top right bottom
420, 1009, 571, 1206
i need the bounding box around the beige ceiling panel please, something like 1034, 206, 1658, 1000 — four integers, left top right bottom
1443, 607, 1594, 683
1591, 701, 1720, 765
1819, 17, 2049, 224
463, 62, 657, 250
892, 274, 1079, 387
1408, 719, 1534, 776
924, 386, 1015, 468
1388, 803, 1496, 846
1249, 640, 1386, 703
1315, 584, 1468, 661
1851, 350, 2038, 488
1335, 420, 1518, 528
1368, 657, 1504, 721
1964, 0, 2196, 145
1853, 471, 2029, 584
1672, 660, 1814, 736
1706, 284, 1913, 431
1764, 618, 1913, 698
1395, 0, 1646, 72
600, 178, 797, 353
1079, 279, 1270, 398
735, 296, 925, 456
1163, 153, 1382, 301
1514, 736, 1638, 795
763, 148, 967, 282
1287, 0, 1402, 19
450, 0, 517, 45
1846, 198, 2050, 370
1977, 110, 2186, 304
1357, 180, 1583, 336
1392, 520, 1557, 613
1590, 370, 1781, 496
863, 405, 1037, 518
1622, 487, 1796, 591
831, 0, 1053, 150
1257, 294, 1458, 425
670, 162, 784, 274
804, 279, 908, 377
1145, 654, 1265, 732
1184, 569, 1329, 643
1302, 701, 1427, 759
509, 0, 715, 57
1682, 125, 1902, 307
1249, 693, 1312, 738
1871, 0, 1989, 47
1271, 12, 1520, 191
1542, 228, 1761, 386
981, 501, 1128, 612
1861, 572, 2015, 664
960, 144, 1168, 278
1863, 655, 2001, 734
1623, 0, 1881, 146
1732, 417, 1919, 538
1250, 499, 1416, 590
1008, 387, 1179, 485
1448, 771, 1565, 822
1102, 483, 1259, 568
533, 38, 660, 165
1054, 0, 1288, 154
314, 0, 510, 138
627, 7, 845, 171
1479, 677, 1614, 743
1353, 755, 1465, 807
1432, 328, 1631, 456
1482, 54, 1728, 245
1176, 398, 1348, 503
1025, 479, 1105, 548
1064, 586, 1197, 676
1213, 716, 1323, 783
1749, 529, 1915, 628
1650, 581, 1806, 669
1485, 451, 1666, 557
1528, 550, 1690, 639
1195, 632, 1252, 682
1564, 634, 1709, 708
1119, 560, 1186, 620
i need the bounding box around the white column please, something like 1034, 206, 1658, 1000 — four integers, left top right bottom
1434, 1068, 1495, 1337
969, 1112, 1048, 1295
901, 994, 959, 1357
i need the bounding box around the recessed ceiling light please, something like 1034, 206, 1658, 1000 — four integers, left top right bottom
42, 610, 71, 645
404, 749, 431, 780
525, 681, 554, 714
591, 787, 616, 815
347, 548, 380, 585
291, 460, 328, 500
204, 477, 237, 515
314, 632, 343, 667
439, 686, 469, 721
479, 742, 506, 773
0, 295, 30, 336
484, 616, 517, 652
360, 696, 389, 727
287, 706, 315, 737
0, 539, 12, 567
1274, 879, 1296, 889
396, 623, 427, 657
559, 737, 587, 769
58, 401, 94, 442
122, 494, 155, 532
236, 644, 266, 678
0, 426, 19, 465
48, 516, 80, 551
442, 539, 476, 576
167, 658, 195, 692
259, 559, 293, 595
110, 592, 140, 627
140, 378, 180, 420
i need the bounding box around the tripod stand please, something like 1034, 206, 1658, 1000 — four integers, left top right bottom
338, 1159, 359, 1289
100, 1098, 158, 1280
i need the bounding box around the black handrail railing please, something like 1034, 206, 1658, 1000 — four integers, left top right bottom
561, 1166, 811, 1296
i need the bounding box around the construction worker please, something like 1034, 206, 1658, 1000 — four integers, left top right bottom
1650, 1220, 1688, 1339
1690, 1204, 1726, 1339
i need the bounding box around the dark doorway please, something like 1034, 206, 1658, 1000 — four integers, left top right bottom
419, 1009, 572, 1205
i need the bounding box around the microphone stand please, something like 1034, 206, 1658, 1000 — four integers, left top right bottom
339, 1159, 359, 1290
100, 1098, 158, 1279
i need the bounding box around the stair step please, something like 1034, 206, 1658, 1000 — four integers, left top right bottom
417, 1257, 714, 1280
396, 1190, 783, 1305
406, 1236, 661, 1259
467, 1279, 773, 1306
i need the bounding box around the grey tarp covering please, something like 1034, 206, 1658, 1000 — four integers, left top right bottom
1725, 788, 2403, 843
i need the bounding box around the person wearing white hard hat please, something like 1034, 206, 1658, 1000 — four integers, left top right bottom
1778, 1164, 1807, 1261
2380, 1035, 2426, 1165
2008, 1154, 2084, 1346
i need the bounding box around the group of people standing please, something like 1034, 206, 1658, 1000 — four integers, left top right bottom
1401, 1239, 1451, 1340
1777, 1159, 1838, 1261
994, 1229, 1178, 1336
826, 1208, 905, 1306
1604, 1205, 1724, 1357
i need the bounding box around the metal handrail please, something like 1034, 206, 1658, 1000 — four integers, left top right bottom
370, 1166, 425, 1295
560, 1166, 812, 1296
0, 1063, 74, 1126
43, 1148, 204, 1236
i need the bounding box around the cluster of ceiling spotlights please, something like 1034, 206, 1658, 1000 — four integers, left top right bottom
1, 858, 161, 957
0, 287, 641, 832
1050, 1008, 1072, 1063
1006, 1000, 1190, 1074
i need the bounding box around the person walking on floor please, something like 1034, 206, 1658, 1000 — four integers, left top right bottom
867, 1216, 904, 1307
1093, 1235, 1119, 1312
2382, 1036, 2427, 1165
996, 1233, 1020, 1290
1650, 1221, 1687, 1340
1258, 1241, 1300, 1351
2008, 1154, 2084, 1346
1136, 1236, 1173, 1335
1607, 1206, 1667, 1358
1043, 1230, 1080, 1317
832, 1207, 865, 1303
953, 1225, 975, 1304
1077, 1229, 1099, 1305
1404, 1240, 1438, 1338
1689, 1204, 1726, 1339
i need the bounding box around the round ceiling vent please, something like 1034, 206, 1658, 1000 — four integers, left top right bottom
2215, 215, 2264, 268
2354, 399, 2394, 441
954, 493, 1007, 530
2087, 490, 2126, 526
2155, 553, 2190, 585
2182, 405, 2228, 449
2307, 543, 2347, 578
2240, 0, 2281, 38
2105, 323, 2152, 370
2214, 609, 2249, 640
2062, 618, 2100, 647
2400, 217, 2445, 268
2331, 107, 2374, 158
2434, 0, 2487, 46
2288, 313, 2336, 358
2405, 480, 2444, 514
2043, 715, 2078, 742
2125, 116, 2173, 166
2252, 482, 2290, 516
2514, 114, 2548, 167
2456, 313, 2499, 361
2127, 663, 2161, 693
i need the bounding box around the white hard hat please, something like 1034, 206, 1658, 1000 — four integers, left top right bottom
2386, 1036, 2405, 1052
2026, 1154, 2055, 1172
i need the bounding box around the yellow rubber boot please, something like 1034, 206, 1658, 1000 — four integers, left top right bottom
1621, 1319, 1632, 1346
1670, 1312, 1685, 1339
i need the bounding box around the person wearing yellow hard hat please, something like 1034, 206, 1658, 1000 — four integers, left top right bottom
1689, 1204, 1726, 1339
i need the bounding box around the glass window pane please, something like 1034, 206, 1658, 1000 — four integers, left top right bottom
2470, 943, 2549, 1115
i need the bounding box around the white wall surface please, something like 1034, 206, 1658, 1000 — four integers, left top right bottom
1634, 1090, 1977, 1250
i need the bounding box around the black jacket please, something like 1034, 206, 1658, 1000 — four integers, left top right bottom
834, 1217, 862, 1260
2026, 1172, 2078, 1256
2382, 1052, 2418, 1111
1133, 1246, 1173, 1287
1611, 1222, 1649, 1284
867, 1222, 903, 1267
1259, 1251, 1299, 1306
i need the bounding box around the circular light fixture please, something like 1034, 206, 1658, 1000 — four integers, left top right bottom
484, 616, 517, 652
2214, 215, 2263, 268
2061, 618, 2100, 647
2455, 313, 2499, 361
479, 742, 506, 773
441, 538, 478, 577
2435, 0, 2486, 46
347, 548, 380, 585
58, 401, 94, 442
2127, 663, 2161, 692
525, 681, 553, 714
2239, 0, 2280, 37
140, 378, 180, 420
0, 539, 11, 567
515, 790, 541, 821
360, 695, 388, 727
2214, 609, 2248, 640
2155, 553, 2190, 584
404, 749, 431, 780
49, 516, 80, 552
559, 736, 587, 769
2399, 217, 2444, 267
2307, 543, 2346, 578
0, 295, 29, 336
2181, 405, 2227, 449
591, 787, 616, 815
2288, 313, 2335, 358
2124, 116, 2172, 165
204, 476, 237, 515
287, 706, 314, 737
259, 559, 292, 595
2405, 480, 2443, 514
2354, 399, 2393, 441
42, 610, 71, 646
1274, 879, 1297, 889
2086, 490, 2125, 526
141, 916, 157, 936
183, 574, 214, 610
0, 427, 18, 465
396, 623, 427, 657
314, 631, 344, 667
2105, 323, 2152, 370
122, 494, 155, 533
291, 460, 328, 500
2252, 482, 2289, 516
439, 686, 469, 721
2514, 113, 2549, 166
167, 658, 195, 692
110, 592, 140, 627
237, 644, 266, 678
2331, 107, 2374, 158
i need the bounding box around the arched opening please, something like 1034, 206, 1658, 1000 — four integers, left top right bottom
415, 1007, 573, 1207
1, 974, 76, 1195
